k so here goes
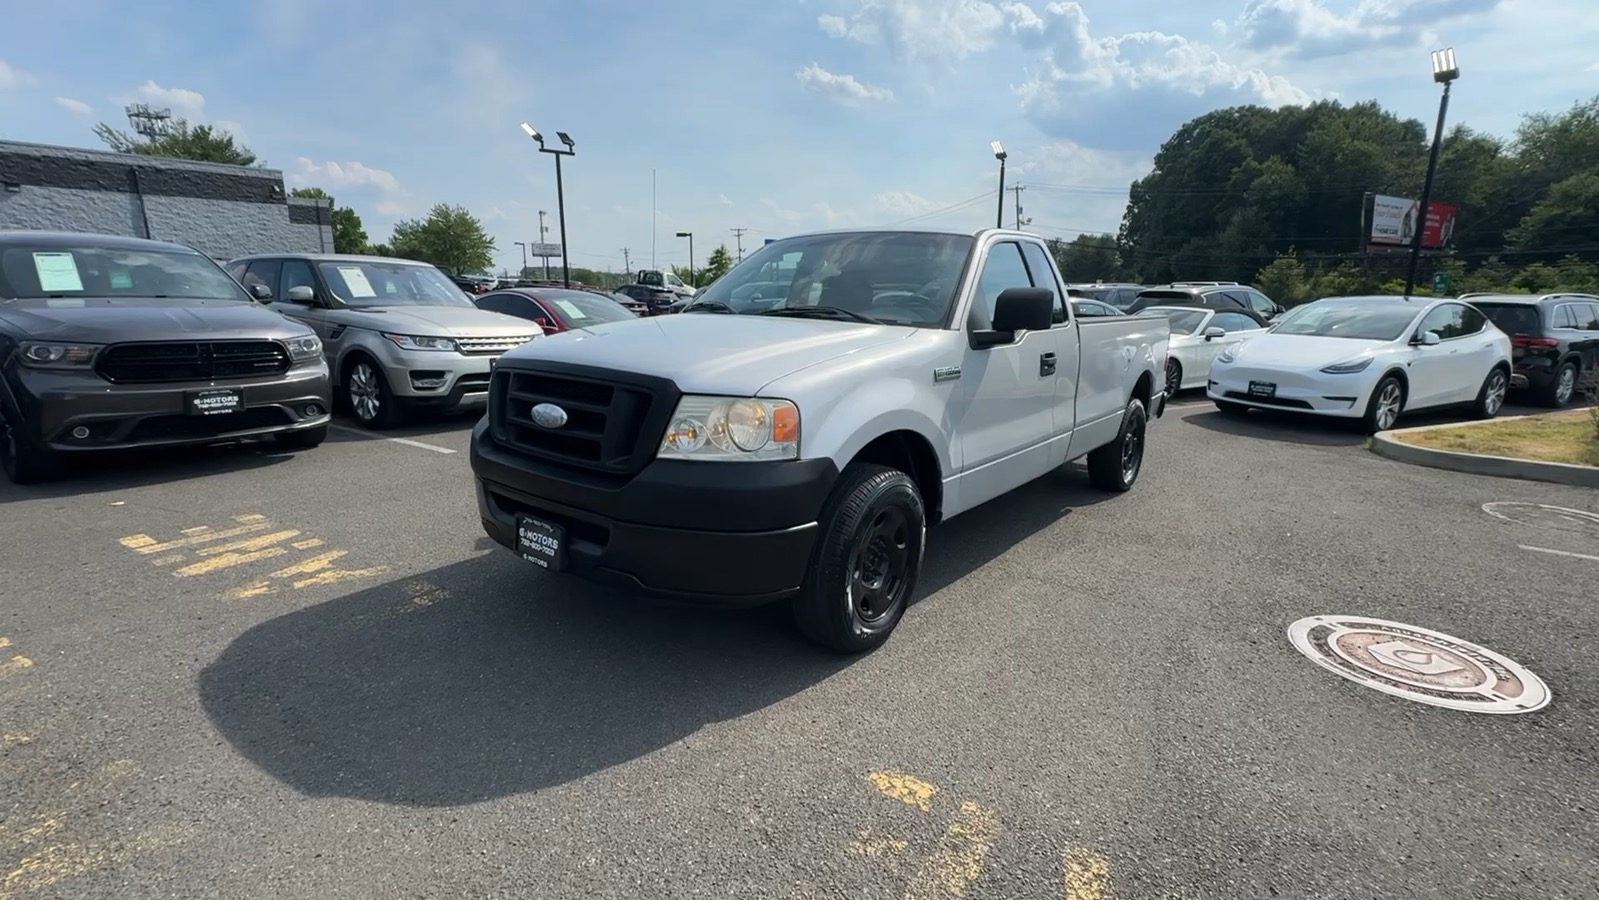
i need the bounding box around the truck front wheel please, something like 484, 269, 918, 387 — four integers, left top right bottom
793, 463, 926, 654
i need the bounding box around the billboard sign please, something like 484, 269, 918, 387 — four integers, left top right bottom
527, 242, 562, 257
1370, 194, 1457, 249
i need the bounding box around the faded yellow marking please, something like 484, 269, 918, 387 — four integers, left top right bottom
0, 637, 10, 649
291, 537, 325, 550
172, 547, 288, 577
868, 770, 939, 812
0, 656, 34, 676
268, 549, 348, 578
292, 565, 388, 589
117, 535, 156, 549
151, 554, 186, 567
850, 829, 908, 859
235, 513, 267, 523
0, 824, 187, 900
1062, 847, 1113, 900
399, 579, 450, 610
902, 800, 999, 900
2, 732, 36, 748
225, 581, 276, 600
125, 521, 269, 555
180, 526, 212, 536
194, 529, 301, 557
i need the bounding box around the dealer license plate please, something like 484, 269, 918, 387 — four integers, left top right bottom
187, 387, 242, 416
515, 514, 566, 571
1248, 381, 1277, 399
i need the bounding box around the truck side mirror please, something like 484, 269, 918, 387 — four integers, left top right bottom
286, 285, 316, 304
973, 287, 1056, 349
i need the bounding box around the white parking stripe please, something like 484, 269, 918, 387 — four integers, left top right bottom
330, 425, 458, 455
1519, 545, 1599, 563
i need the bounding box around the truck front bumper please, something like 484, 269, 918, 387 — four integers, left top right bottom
470, 419, 837, 606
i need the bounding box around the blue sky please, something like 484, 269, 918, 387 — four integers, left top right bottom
2, 0, 1595, 275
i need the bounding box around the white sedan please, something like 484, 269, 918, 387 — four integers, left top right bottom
1134, 306, 1267, 398
1206, 295, 1513, 433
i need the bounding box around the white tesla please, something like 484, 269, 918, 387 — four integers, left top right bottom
1206, 295, 1513, 433
1133, 305, 1268, 398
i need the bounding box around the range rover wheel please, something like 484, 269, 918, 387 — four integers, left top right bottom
1541, 361, 1578, 408
345, 359, 405, 430
1087, 397, 1147, 493
0, 401, 58, 485
793, 463, 925, 654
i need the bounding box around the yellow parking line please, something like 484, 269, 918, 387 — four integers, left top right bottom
291, 538, 324, 550
0, 656, 34, 677
1062, 847, 1114, 900
902, 800, 999, 900
2, 732, 35, 747
224, 581, 275, 600
117, 535, 156, 549
268, 549, 348, 578
292, 565, 388, 589
121, 521, 269, 555
867, 770, 940, 812
0, 637, 10, 649
235, 513, 266, 523
850, 829, 908, 859
194, 529, 301, 557
172, 547, 289, 578
180, 526, 211, 536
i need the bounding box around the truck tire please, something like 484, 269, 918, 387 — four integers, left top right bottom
793, 463, 925, 654
0, 399, 59, 485
1086, 397, 1147, 493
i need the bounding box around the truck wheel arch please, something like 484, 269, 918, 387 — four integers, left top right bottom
844, 430, 944, 526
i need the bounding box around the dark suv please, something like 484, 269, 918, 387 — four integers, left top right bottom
0, 232, 333, 484
1125, 284, 1284, 320
1469, 293, 1599, 406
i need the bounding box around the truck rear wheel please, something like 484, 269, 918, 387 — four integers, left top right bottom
793, 462, 925, 654
1086, 397, 1147, 493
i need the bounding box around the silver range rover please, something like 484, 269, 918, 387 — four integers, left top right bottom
227, 254, 539, 428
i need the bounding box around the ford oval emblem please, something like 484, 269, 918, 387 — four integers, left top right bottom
530, 403, 568, 429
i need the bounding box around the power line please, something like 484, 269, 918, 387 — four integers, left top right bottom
731, 227, 748, 262
621, 247, 632, 272
891, 191, 994, 225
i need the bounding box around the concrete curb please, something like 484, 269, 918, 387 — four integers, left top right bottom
1368, 414, 1599, 489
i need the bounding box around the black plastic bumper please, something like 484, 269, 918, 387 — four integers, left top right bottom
470, 419, 837, 606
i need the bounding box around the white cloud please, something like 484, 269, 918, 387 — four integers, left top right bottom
1588, 61, 1599, 72
719, 193, 734, 207
1233, 0, 1506, 59
55, 96, 93, 116
0, 59, 35, 89
795, 63, 893, 106
815, 0, 1028, 62
872, 191, 944, 218
110, 80, 251, 144
291, 157, 402, 194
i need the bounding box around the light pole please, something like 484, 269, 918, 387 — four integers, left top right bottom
991, 141, 1007, 229
1402, 48, 1459, 299
514, 241, 527, 279
676, 231, 694, 284
520, 122, 575, 288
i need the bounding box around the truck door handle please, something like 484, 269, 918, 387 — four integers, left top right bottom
1040, 352, 1057, 377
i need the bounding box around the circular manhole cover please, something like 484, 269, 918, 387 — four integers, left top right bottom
1287, 616, 1551, 714
1482, 502, 1599, 536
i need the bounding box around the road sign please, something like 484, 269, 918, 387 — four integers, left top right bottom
1431, 271, 1449, 294
528, 242, 562, 257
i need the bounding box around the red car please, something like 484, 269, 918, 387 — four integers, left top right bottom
472, 287, 639, 334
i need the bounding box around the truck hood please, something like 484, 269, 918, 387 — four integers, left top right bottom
502, 313, 913, 392
0, 296, 314, 342
329, 305, 536, 337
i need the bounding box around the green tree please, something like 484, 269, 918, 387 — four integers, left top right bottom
701, 245, 734, 284
92, 118, 259, 166
387, 203, 495, 276
288, 187, 370, 255
1048, 234, 1120, 282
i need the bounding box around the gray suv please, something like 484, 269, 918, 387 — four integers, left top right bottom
227, 254, 538, 429
1, 232, 333, 484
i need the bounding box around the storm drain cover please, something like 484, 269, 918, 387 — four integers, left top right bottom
1482, 502, 1599, 536
1287, 616, 1551, 714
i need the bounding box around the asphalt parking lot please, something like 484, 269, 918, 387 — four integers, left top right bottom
2, 397, 1597, 899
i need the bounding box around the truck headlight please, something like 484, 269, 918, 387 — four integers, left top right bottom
17, 341, 102, 369
284, 334, 322, 362
659, 396, 800, 461
383, 333, 456, 352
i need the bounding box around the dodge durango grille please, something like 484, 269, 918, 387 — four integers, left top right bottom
97, 341, 291, 384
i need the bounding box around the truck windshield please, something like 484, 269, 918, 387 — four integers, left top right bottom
682, 231, 974, 327
0, 243, 250, 302
317, 262, 475, 309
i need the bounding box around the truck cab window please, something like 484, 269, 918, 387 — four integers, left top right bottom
972, 242, 1033, 329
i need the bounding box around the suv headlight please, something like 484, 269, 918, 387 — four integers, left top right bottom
1216, 344, 1244, 365
659, 395, 800, 461
17, 341, 102, 369
1320, 356, 1374, 374
284, 334, 322, 362
383, 333, 456, 352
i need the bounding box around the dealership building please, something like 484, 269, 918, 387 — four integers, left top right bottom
0, 139, 332, 259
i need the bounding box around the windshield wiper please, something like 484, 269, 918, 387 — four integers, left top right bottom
758, 306, 882, 325
682, 301, 735, 314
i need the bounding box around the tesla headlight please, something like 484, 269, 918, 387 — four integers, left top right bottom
383, 333, 456, 352
284, 334, 322, 361
17, 341, 102, 369
1320, 356, 1374, 374
659, 396, 800, 461
1216, 343, 1247, 365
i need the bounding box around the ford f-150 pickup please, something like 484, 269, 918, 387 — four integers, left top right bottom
470, 227, 1171, 652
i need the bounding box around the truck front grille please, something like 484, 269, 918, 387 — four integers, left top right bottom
490, 365, 677, 476
97, 341, 290, 384
457, 335, 534, 355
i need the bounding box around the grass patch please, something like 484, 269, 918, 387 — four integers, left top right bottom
1395, 409, 1599, 467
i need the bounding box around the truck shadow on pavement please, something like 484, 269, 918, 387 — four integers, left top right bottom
197, 466, 1113, 807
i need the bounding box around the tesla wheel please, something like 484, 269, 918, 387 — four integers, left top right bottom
1087, 398, 1148, 493
1164, 359, 1183, 399
1362, 376, 1405, 434
1540, 361, 1577, 408
1474, 367, 1509, 420
345, 358, 405, 430
793, 463, 925, 654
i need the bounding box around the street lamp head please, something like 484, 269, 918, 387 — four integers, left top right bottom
519, 122, 544, 143
556, 131, 575, 149
990, 140, 1007, 161
1431, 47, 1459, 84
676, 231, 691, 238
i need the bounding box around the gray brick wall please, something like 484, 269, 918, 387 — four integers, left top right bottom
0, 140, 327, 259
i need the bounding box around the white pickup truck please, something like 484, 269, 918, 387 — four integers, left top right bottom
470, 228, 1170, 652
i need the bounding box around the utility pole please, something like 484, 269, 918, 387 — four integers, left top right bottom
537, 210, 550, 280
731, 227, 748, 263
1012, 185, 1030, 230
621, 247, 632, 273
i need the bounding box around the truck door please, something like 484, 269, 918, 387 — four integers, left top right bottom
953, 240, 1066, 509
1020, 240, 1082, 468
